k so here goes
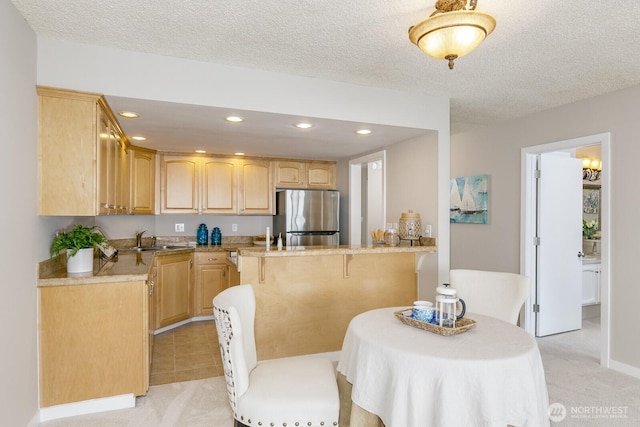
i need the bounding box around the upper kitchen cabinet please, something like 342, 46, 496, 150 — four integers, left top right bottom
238, 159, 274, 214
130, 148, 156, 215
161, 155, 272, 215
274, 160, 336, 190
160, 155, 199, 213
38, 86, 131, 216
307, 162, 336, 189
203, 157, 238, 214
160, 155, 236, 214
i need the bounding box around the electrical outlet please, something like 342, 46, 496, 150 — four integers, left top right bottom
232, 224, 238, 232
175, 223, 185, 232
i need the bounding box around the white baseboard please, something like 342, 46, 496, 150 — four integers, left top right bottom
154, 315, 215, 335
609, 359, 640, 380
39, 393, 135, 422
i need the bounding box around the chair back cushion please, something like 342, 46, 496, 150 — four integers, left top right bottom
213, 284, 258, 414
450, 269, 530, 325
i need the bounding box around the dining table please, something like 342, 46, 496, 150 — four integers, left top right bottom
337, 307, 550, 427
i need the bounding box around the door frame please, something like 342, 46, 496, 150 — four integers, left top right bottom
521, 132, 611, 367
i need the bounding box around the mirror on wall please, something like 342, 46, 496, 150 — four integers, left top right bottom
582, 184, 601, 237
582, 184, 601, 255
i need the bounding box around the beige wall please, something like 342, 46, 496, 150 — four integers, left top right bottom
2, 2, 92, 424
450, 84, 640, 370
386, 133, 440, 299
0, 3, 39, 424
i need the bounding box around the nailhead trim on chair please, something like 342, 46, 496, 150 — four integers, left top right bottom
214, 306, 238, 417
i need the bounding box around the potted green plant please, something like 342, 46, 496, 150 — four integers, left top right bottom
50, 225, 108, 273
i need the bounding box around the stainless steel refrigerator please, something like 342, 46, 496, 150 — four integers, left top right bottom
273, 189, 340, 246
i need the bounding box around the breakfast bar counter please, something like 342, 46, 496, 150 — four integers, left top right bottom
237, 243, 436, 360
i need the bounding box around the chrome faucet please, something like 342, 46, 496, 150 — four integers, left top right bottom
136, 230, 147, 248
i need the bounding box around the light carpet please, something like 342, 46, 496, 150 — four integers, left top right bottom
39, 317, 640, 426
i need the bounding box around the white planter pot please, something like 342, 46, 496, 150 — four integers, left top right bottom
66, 247, 95, 274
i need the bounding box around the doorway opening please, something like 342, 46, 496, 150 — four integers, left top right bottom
349, 151, 386, 245
521, 133, 611, 367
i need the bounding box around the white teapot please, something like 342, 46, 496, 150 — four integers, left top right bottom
435, 283, 466, 327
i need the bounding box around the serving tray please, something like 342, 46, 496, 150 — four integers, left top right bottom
394, 309, 477, 336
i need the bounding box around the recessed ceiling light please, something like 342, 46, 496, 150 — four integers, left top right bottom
356, 129, 372, 135
295, 123, 313, 129
119, 111, 139, 119
234, 152, 245, 156
226, 116, 244, 123
195, 150, 206, 154
131, 136, 146, 141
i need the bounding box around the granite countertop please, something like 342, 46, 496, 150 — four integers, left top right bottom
37, 243, 252, 287
37, 238, 436, 286
238, 243, 437, 258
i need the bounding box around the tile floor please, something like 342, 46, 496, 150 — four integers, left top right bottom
150, 320, 224, 386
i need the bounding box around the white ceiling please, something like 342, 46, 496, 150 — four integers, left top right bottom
12, 0, 640, 159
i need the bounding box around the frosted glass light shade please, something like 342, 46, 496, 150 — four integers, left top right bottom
409, 10, 496, 61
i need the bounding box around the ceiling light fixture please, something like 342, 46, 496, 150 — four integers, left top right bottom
408, 0, 496, 70
195, 149, 206, 154
356, 129, 372, 135
131, 136, 146, 141
296, 123, 313, 129
234, 152, 245, 156
119, 111, 139, 119
225, 116, 244, 123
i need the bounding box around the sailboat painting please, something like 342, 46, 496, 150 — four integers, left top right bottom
450, 175, 489, 224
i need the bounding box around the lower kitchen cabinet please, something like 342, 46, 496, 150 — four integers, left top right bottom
154, 252, 193, 329
38, 280, 150, 407
194, 252, 239, 316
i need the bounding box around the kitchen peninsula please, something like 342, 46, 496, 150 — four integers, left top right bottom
237, 243, 436, 360
36, 241, 435, 413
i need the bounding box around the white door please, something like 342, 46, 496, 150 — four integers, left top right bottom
536, 153, 583, 336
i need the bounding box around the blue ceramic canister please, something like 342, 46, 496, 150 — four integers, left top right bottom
197, 223, 208, 245
211, 227, 222, 246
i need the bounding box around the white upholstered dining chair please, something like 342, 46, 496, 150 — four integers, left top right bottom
213, 284, 340, 427
449, 269, 530, 325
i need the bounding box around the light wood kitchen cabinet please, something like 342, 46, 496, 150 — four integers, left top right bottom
116, 131, 130, 213
148, 266, 157, 369
161, 155, 237, 214
130, 148, 156, 214
38, 86, 131, 216
194, 252, 229, 316
238, 158, 274, 214
202, 158, 237, 214
307, 162, 336, 189
274, 160, 336, 189
161, 155, 273, 215
194, 252, 241, 316
274, 161, 306, 188
154, 252, 193, 329
160, 155, 199, 213
38, 280, 150, 407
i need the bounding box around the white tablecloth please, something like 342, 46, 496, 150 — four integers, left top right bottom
337, 308, 550, 427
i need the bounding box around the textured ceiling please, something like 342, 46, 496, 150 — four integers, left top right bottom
11, 0, 640, 158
